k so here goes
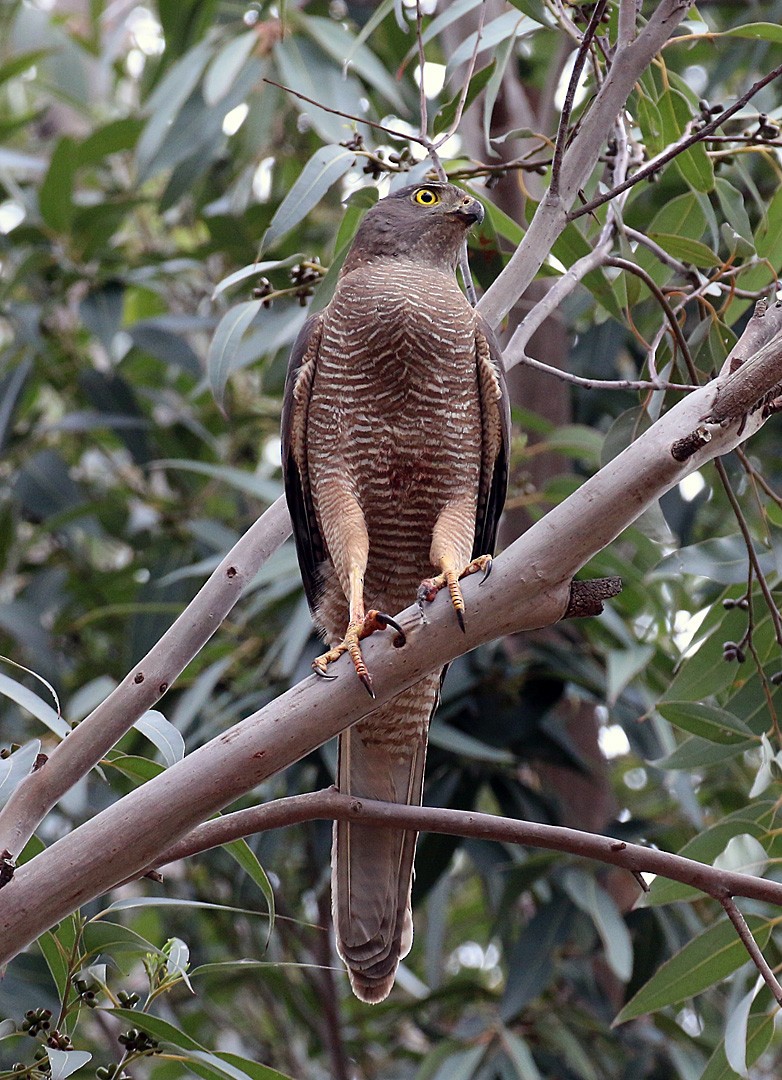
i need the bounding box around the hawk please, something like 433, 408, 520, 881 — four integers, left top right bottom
281, 181, 509, 1002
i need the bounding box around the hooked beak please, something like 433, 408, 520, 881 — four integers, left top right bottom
451, 196, 484, 226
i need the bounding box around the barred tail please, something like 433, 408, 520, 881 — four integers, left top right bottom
332, 674, 439, 1003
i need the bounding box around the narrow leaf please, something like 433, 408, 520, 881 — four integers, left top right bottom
134, 710, 185, 767
261, 144, 356, 252
615, 915, 772, 1023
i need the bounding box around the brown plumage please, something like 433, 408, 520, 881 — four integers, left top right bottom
281, 181, 509, 1002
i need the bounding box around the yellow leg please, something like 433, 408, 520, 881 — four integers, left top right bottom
312, 567, 406, 697
417, 555, 492, 632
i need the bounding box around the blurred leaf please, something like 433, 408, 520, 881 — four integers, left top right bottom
204, 31, 258, 106
301, 16, 405, 110
136, 37, 214, 177
154, 459, 281, 503
654, 734, 755, 770
501, 897, 574, 1020
561, 869, 633, 982
446, 10, 538, 78
436, 62, 495, 134
39, 136, 77, 231
615, 915, 772, 1023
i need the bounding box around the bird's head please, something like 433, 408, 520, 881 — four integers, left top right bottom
340, 182, 484, 275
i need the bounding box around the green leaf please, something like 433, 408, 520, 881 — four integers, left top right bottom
39, 137, 77, 231
645, 802, 779, 907
700, 1007, 777, 1080
720, 21, 782, 44
654, 735, 755, 770
657, 702, 755, 744
715, 178, 754, 246
615, 915, 772, 1023
261, 144, 356, 253
646, 233, 720, 268
207, 299, 263, 408
755, 185, 782, 259
211, 255, 302, 300
224, 838, 275, 930
657, 88, 714, 193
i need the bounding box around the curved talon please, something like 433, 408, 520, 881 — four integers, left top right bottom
456, 609, 466, 634
479, 556, 493, 584
359, 672, 375, 699
373, 611, 406, 647
313, 664, 338, 681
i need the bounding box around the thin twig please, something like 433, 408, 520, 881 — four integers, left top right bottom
262, 77, 428, 146
604, 256, 700, 381
720, 895, 782, 1007
736, 446, 782, 511
511, 352, 697, 391
550, 0, 609, 197
571, 60, 782, 220
714, 457, 782, 649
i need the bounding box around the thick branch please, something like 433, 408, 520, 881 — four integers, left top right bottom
1, 301, 781, 963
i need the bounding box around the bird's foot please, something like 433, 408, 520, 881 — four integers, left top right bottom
417, 555, 493, 632
312, 610, 406, 698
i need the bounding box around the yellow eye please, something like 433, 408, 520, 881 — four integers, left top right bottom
413, 188, 440, 206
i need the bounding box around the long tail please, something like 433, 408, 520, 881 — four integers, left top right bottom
332, 673, 440, 1003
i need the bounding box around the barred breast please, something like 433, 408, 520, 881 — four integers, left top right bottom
307, 261, 483, 629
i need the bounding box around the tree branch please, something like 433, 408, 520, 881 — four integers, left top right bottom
1, 300, 781, 964
0, 496, 292, 858
478, 0, 696, 328
148, 788, 782, 915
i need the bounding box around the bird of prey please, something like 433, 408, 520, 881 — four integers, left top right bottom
281, 181, 509, 1002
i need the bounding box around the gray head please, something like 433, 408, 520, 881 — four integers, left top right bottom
340, 182, 484, 276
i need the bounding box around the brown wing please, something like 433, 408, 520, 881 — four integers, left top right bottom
280, 312, 326, 613
474, 313, 510, 558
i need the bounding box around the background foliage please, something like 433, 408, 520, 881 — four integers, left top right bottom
2, 1, 782, 1077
